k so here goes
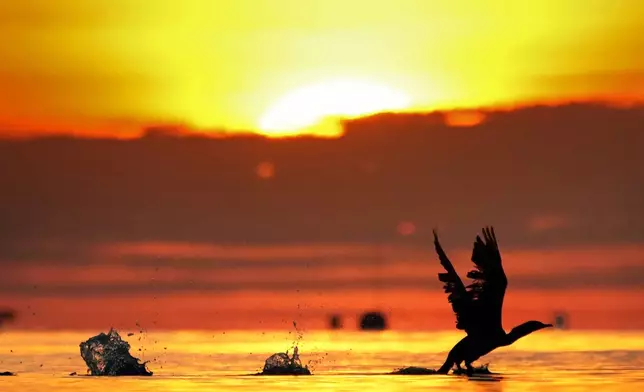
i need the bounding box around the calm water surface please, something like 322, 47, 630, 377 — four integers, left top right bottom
1, 330, 644, 391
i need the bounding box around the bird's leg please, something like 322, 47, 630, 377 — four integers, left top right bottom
438, 354, 455, 374
455, 361, 463, 372
465, 362, 474, 376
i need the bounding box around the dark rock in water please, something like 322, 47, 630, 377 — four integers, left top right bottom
258, 347, 311, 375
329, 314, 343, 330
0, 371, 15, 376
391, 366, 438, 375
452, 364, 493, 375
0, 309, 15, 327
79, 328, 152, 376
359, 311, 387, 330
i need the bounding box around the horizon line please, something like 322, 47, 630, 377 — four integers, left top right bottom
1, 98, 642, 141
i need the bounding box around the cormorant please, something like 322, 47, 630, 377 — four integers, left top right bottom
434, 227, 552, 375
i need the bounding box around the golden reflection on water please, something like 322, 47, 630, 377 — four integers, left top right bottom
1, 330, 644, 391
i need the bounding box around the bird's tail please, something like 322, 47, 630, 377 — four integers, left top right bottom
437, 356, 453, 374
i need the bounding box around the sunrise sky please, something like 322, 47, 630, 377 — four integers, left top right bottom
1, 0, 644, 137
1, 2, 643, 331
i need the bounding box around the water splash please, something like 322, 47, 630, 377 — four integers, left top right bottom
391, 364, 492, 375
389, 364, 496, 376
306, 351, 329, 372
288, 320, 331, 371
452, 364, 493, 375
258, 322, 311, 375
128, 321, 167, 370
289, 321, 304, 350
260, 346, 311, 375
79, 328, 152, 376
133, 321, 149, 361
391, 366, 438, 375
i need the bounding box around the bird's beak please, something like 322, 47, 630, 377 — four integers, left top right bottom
545, 324, 554, 328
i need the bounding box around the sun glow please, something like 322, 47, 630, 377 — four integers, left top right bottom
258, 79, 412, 137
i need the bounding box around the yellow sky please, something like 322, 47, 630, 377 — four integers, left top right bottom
1, 0, 643, 136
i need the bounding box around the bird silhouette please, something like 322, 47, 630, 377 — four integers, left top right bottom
434, 227, 552, 375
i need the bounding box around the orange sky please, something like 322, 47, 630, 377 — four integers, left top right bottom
1, 103, 643, 330
4, 240, 644, 330
1, 4, 643, 331
7, 288, 644, 331
1, 1, 643, 137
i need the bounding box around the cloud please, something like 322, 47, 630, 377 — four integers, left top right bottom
1, 103, 644, 329
527, 214, 576, 233
2, 263, 643, 299
99, 242, 381, 261
1, 103, 643, 249
2, 241, 644, 297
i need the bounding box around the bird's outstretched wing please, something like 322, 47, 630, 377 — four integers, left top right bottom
466, 227, 507, 333
433, 227, 507, 335
433, 230, 474, 332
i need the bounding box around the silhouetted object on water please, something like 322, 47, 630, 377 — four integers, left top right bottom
434, 227, 552, 375
79, 328, 152, 376
0, 309, 15, 327
359, 311, 387, 330
329, 314, 343, 330
258, 346, 311, 375
553, 311, 570, 329
0, 308, 15, 378
0, 310, 15, 377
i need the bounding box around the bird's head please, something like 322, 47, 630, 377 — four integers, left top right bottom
508, 320, 553, 343
523, 320, 553, 331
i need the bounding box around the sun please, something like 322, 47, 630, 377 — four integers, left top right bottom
258, 78, 412, 137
